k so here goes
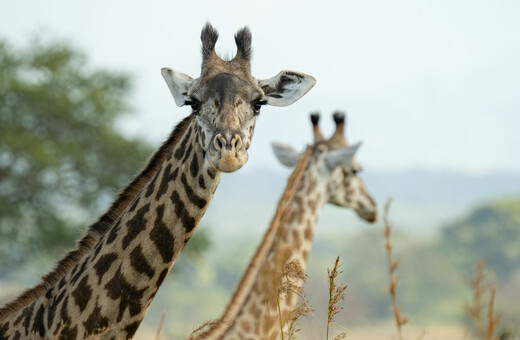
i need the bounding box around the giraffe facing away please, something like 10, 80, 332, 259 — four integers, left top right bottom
0, 23, 316, 339
189, 112, 377, 340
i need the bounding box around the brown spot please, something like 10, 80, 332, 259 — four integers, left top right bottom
56, 296, 78, 339
182, 143, 193, 163
130, 244, 155, 278
294, 195, 303, 209
190, 153, 199, 177
286, 209, 298, 224
122, 203, 151, 250
302, 249, 309, 260
124, 321, 141, 338
241, 320, 250, 333
181, 173, 207, 208
296, 178, 305, 191
128, 196, 141, 213
292, 229, 299, 242
306, 175, 317, 195
155, 163, 179, 200
47, 289, 66, 330
145, 172, 160, 198
0, 322, 9, 339
249, 303, 261, 319
105, 266, 146, 322
174, 128, 191, 160
44, 287, 54, 300
307, 199, 317, 213
304, 224, 313, 240
94, 253, 118, 285
83, 299, 109, 336
58, 324, 78, 339
93, 240, 103, 258
150, 204, 175, 263
170, 190, 196, 233
207, 167, 216, 179
70, 260, 88, 285
14, 310, 24, 326
106, 219, 121, 245
198, 174, 206, 189
155, 269, 169, 289
72, 276, 92, 312
279, 227, 289, 242
21, 303, 35, 335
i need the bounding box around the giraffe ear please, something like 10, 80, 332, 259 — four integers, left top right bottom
323, 142, 362, 171
272, 142, 300, 168
161, 68, 196, 107
257, 71, 316, 107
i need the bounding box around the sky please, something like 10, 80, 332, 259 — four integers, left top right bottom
1, 0, 519, 175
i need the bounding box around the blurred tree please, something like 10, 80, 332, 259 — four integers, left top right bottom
0, 37, 208, 274
441, 198, 520, 280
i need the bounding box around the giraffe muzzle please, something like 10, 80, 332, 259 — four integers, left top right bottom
209, 133, 248, 173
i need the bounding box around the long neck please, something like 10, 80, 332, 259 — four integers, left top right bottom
0, 115, 186, 323
190, 152, 324, 340
0, 115, 223, 339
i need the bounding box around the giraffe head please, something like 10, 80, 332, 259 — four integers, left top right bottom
272, 112, 377, 223
161, 23, 316, 173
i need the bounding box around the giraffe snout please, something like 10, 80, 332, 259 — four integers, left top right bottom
208, 133, 248, 173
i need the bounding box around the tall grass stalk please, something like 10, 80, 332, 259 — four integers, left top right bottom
383, 199, 408, 340
464, 260, 502, 340
326, 256, 348, 340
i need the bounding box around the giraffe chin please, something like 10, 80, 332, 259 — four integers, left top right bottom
208, 150, 247, 173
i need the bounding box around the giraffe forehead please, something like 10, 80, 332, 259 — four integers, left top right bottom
202, 72, 258, 102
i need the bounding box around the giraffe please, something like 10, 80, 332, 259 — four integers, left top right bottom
0, 23, 316, 340
189, 112, 377, 340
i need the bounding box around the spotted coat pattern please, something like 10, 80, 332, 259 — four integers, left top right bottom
0, 117, 223, 339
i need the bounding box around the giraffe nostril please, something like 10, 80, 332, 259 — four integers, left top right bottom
213, 134, 226, 151
231, 135, 243, 150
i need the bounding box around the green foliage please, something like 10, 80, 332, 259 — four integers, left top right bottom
441, 198, 520, 280
0, 37, 209, 272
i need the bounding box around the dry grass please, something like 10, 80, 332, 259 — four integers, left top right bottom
326, 256, 348, 340
155, 311, 166, 340
464, 261, 502, 340
383, 199, 408, 340
274, 259, 311, 340
275, 256, 350, 340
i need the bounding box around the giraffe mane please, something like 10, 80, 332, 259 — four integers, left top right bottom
192, 147, 312, 339
0, 115, 195, 322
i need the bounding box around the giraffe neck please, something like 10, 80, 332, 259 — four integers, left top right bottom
0, 115, 223, 339
0, 115, 186, 323
190, 152, 326, 340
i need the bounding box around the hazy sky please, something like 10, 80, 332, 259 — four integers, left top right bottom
1, 0, 519, 174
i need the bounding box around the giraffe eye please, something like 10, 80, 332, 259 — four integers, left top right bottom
352, 167, 362, 175
185, 99, 201, 114
252, 100, 266, 115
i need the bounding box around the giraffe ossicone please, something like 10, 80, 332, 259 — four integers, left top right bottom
0, 23, 315, 340
190, 112, 377, 339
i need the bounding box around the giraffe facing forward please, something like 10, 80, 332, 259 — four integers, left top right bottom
0, 23, 316, 339
190, 112, 376, 340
